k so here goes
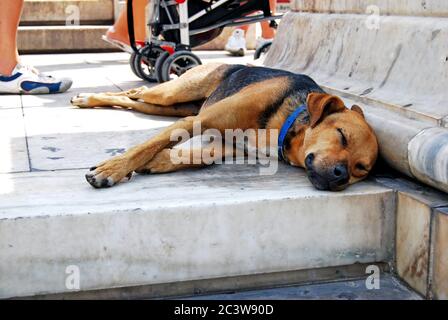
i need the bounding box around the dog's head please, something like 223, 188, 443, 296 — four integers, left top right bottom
285, 93, 378, 191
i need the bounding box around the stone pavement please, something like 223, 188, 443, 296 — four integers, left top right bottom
0, 51, 253, 175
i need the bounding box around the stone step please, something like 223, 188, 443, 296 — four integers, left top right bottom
21, 0, 114, 26
18, 25, 117, 53
0, 165, 396, 299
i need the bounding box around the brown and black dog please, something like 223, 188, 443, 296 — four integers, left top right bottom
71, 63, 378, 191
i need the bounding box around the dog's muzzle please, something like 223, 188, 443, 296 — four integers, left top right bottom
305, 153, 350, 191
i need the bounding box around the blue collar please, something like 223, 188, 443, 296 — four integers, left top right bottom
278, 104, 307, 161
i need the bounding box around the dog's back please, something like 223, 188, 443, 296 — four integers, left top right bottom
203, 65, 324, 115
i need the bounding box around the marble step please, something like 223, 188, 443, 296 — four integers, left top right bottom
18, 25, 117, 53
0, 163, 395, 298
21, 0, 114, 26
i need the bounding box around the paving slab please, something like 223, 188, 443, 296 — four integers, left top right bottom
0, 108, 29, 173
23, 106, 175, 170
0, 95, 22, 110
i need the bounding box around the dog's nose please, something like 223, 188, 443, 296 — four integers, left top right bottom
331, 164, 349, 185
305, 153, 315, 169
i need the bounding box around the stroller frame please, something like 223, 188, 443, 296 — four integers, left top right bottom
126, 0, 282, 82
128, 0, 282, 50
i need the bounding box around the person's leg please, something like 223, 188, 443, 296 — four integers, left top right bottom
260, 0, 277, 39
0, 0, 72, 94
238, 25, 249, 34
0, 0, 24, 75
106, 0, 148, 45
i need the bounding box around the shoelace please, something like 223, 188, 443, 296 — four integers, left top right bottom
18, 63, 55, 80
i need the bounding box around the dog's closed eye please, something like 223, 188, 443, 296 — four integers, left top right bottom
355, 163, 368, 172
337, 128, 347, 147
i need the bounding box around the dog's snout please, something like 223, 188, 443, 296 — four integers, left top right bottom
306, 158, 350, 191
305, 153, 315, 169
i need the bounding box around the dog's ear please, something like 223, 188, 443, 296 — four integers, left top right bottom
351, 105, 365, 118
306, 93, 346, 128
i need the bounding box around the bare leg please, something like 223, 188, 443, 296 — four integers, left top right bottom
260, 0, 277, 39
106, 0, 148, 44
0, 0, 24, 75
238, 25, 249, 34
234, 0, 276, 39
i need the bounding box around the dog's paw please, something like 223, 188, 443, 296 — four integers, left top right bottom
85, 157, 133, 188
70, 93, 95, 108
125, 86, 149, 99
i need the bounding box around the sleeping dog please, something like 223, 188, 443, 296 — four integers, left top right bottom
71, 63, 378, 191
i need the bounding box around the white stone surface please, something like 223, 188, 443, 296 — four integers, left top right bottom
0, 108, 29, 173
0, 165, 395, 298
28, 128, 167, 171
0, 95, 21, 110
292, 0, 448, 17
265, 13, 448, 123
408, 128, 448, 193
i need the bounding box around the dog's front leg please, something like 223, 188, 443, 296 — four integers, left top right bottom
85, 116, 203, 188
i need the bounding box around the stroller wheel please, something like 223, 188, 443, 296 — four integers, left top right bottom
159, 51, 202, 83
129, 51, 142, 79
132, 46, 165, 82
254, 41, 272, 60
154, 51, 170, 83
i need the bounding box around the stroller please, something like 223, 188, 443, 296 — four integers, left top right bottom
127, 0, 282, 83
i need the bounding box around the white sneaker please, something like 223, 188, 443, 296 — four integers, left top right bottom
0, 63, 73, 94
256, 37, 273, 51
225, 29, 247, 56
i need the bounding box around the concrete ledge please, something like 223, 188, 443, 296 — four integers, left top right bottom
374, 176, 448, 298
408, 128, 448, 193
0, 166, 395, 298
22, 0, 114, 25
292, 0, 448, 17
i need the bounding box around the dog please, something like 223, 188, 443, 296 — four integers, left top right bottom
71, 63, 378, 191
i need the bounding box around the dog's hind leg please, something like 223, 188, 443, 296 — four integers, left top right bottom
135, 63, 228, 105
71, 93, 201, 117
71, 63, 226, 114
